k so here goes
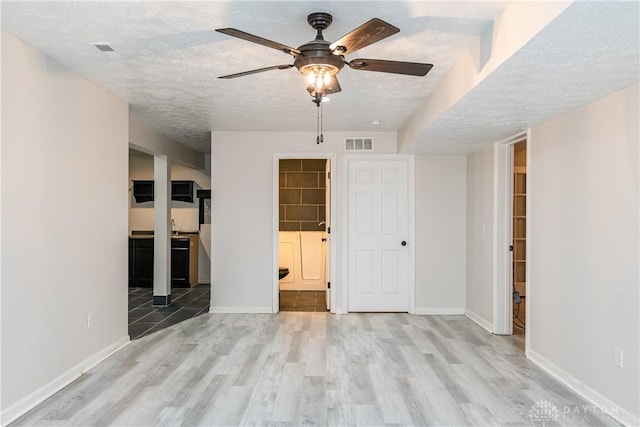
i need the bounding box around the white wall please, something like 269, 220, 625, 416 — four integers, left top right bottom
1, 31, 129, 423
129, 117, 206, 171
415, 156, 467, 313
210, 131, 398, 312
528, 84, 639, 423
465, 146, 495, 327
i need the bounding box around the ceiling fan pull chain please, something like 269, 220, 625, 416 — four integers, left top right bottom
316, 102, 321, 144
320, 102, 324, 143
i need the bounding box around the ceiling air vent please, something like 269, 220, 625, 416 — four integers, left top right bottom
93, 43, 114, 52
345, 138, 373, 152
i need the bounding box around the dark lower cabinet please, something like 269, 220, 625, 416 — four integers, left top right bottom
129, 237, 190, 288
129, 239, 134, 286
129, 238, 154, 287
170, 238, 190, 287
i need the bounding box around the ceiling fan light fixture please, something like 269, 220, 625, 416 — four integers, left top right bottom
304, 65, 336, 98
299, 63, 341, 77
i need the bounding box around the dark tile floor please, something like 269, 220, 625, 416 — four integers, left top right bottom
128, 285, 210, 340
279, 290, 327, 312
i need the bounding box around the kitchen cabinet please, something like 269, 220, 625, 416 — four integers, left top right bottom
131, 180, 195, 203
128, 234, 199, 288
181, 234, 199, 288
170, 238, 190, 287
171, 181, 194, 203
129, 238, 154, 287
132, 180, 154, 203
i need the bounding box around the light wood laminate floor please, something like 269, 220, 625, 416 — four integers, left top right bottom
12, 313, 620, 426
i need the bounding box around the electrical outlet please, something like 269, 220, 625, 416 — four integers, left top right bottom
614, 347, 623, 368
87, 313, 93, 329
242, 278, 250, 288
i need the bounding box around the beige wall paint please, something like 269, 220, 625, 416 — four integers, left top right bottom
1, 31, 129, 421
415, 155, 467, 313
464, 83, 639, 424
465, 145, 495, 325
528, 83, 639, 422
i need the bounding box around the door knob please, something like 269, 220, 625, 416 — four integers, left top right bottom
401, 241, 407, 246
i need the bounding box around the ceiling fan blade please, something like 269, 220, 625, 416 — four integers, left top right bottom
219, 64, 293, 79
325, 75, 341, 94
216, 28, 300, 56
330, 18, 399, 55
348, 59, 433, 76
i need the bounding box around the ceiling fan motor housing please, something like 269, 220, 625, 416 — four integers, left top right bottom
295, 12, 344, 76
294, 43, 344, 75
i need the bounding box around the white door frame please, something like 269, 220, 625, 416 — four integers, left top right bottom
272, 153, 337, 313
493, 131, 529, 344
342, 155, 416, 314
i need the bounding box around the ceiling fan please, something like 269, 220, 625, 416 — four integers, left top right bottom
216, 12, 433, 102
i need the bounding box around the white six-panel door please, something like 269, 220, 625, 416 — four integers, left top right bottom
347, 159, 409, 312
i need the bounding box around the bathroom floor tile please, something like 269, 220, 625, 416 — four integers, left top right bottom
279, 291, 327, 312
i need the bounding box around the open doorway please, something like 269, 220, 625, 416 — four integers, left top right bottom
493, 132, 528, 349
127, 149, 212, 339
274, 156, 333, 312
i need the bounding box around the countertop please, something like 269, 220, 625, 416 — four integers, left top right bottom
129, 230, 199, 239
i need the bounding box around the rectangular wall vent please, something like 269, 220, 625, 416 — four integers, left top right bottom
345, 138, 373, 152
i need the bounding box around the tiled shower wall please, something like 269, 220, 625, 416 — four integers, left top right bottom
279, 159, 326, 231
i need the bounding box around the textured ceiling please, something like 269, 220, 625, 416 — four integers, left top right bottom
410, 0, 640, 154
1, 1, 638, 155
1, 1, 506, 153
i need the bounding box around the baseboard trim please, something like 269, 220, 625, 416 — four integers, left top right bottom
209, 306, 273, 314
465, 309, 493, 333
527, 349, 639, 427
330, 306, 347, 314
1, 335, 130, 426
414, 307, 465, 315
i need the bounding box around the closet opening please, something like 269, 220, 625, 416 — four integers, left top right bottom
493, 131, 528, 352
512, 141, 527, 337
